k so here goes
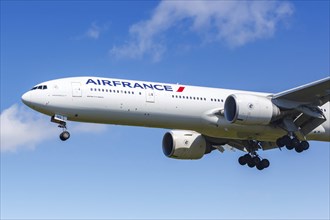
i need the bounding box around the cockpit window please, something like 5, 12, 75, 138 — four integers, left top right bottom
31, 85, 48, 90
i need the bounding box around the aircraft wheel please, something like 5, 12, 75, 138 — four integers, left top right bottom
282, 135, 292, 146
238, 156, 246, 165
256, 163, 264, 170
286, 143, 294, 150
301, 141, 309, 150
253, 156, 261, 165
60, 131, 70, 141
295, 145, 304, 153
276, 137, 285, 147
239, 154, 251, 166
247, 159, 256, 168
260, 159, 270, 169
291, 138, 300, 148
238, 156, 247, 165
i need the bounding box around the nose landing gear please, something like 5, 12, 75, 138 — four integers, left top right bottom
51, 114, 70, 141
59, 126, 70, 141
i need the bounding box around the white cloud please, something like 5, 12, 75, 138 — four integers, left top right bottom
110, 1, 294, 61
75, 22, 108, 40
0, 104, 107, 153
86, 23, 102, 39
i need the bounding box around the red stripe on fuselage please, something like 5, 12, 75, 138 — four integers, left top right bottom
176, 86, 185, 92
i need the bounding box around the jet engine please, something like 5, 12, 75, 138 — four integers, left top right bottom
162, 130, 211, 160
224, 94, 280, 125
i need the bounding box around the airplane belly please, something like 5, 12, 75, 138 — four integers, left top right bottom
197, 123, 287, 142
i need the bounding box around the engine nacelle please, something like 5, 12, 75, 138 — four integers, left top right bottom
162, 130, 208, 160
224, 94, 280, 125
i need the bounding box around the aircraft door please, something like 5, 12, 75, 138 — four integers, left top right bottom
145, 90, 155, 103
72, 82, 82, 97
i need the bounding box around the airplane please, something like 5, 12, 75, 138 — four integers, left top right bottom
21, 76, 330, 170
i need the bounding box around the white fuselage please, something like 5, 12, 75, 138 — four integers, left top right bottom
21, 77, 330, 142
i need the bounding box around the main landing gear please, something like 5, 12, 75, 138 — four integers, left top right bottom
238, 141, 270, 170
276, 135, 309, 153
238, 153, 270, 170
51, 115, 70, 141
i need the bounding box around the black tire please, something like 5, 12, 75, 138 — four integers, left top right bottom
260, 159, 270, 169
295, 145, 304, 153
60, 131, 70, 141
286, 144, 294, 150
291, 138, 300, 148
247, 160, 256, 168
256, 163, 264, 170
243, 154, 252, 162
301, 141, 309, 150
276, 137, 285, 147
282, 135, 292, 146
253, 156, 261, 165
238, 156, 247, 165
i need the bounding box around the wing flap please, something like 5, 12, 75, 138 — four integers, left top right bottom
294, 114, 326, 136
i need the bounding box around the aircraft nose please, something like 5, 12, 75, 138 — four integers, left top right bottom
21, 92, 31, 106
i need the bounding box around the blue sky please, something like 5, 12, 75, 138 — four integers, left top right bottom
1, 1, 329, 219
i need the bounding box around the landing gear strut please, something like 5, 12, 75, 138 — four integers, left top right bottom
276, 135, 309, 153
51, 115, 70, 141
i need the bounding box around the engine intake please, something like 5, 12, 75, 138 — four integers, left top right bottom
224, 94, 280, 125
162, 130, 209, 160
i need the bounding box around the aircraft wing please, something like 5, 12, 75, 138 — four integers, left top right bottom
271, 76, 329, 137
272, 77, 330, 107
